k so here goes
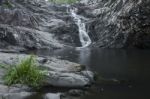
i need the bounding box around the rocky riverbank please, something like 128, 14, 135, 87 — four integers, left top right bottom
0, 52, 94, 99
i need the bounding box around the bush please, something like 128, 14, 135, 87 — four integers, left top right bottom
3, 56, 46, 88
48, 0, 79, 4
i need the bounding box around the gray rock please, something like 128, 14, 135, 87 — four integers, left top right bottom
0, 24, 64, 50
78, 0, 150, 48
0, 85, 9, 93
0, 92, 32, 99
44, 93, 61, 99
44, 71, 91, 87
68, 89, 85, 96
0, 84, 32, 99
0, 52, 94, 88
0, 0, 81, 51
0, 0, 150, 51
0, 84, 30, 93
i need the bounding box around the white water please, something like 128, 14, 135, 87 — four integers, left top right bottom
70, 8, 92, 48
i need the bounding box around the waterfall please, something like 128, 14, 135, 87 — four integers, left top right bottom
70, 8, 92, 48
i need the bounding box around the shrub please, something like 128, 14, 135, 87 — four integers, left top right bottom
3, 56, 46, 88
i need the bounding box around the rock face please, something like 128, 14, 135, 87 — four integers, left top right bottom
1, 0, 150, 49
78, 0, 150, 48
0, 0, 81, 51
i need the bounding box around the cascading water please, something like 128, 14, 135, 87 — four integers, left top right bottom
70, 8, 92, 48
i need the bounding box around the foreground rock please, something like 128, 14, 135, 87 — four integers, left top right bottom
0, 52, 94, 98
44, 93, 61, 99
0, 84, 32, 99
0, 52, 94, 88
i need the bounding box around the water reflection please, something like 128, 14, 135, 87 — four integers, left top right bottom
77, 48, 91, 69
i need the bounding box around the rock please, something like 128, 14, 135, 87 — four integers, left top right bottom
67, 89, 85, 96
0, 84, 31, 93
0, 92, 32, 99
81, 70, 94, 82
8, 84, 31, 93
0, 85, 9, 93
61, 89, 86, 99
0, 24, 64, 50
42, 57, 85, 72
44, 71, 91, 87
0, 52, 94, 98
78, 0, 150, 48
44, 93, 61, 99
0, 0, 80, 51
0, 52, 94, 88
0, 84, 32, 99
0, 0, 150, 50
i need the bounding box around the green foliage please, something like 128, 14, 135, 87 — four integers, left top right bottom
0, 64, 7, 69
3, 56, 46, 88
1, 0, 14, 8
48, 0, 79, 4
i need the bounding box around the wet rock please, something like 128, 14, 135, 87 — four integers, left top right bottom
61, 89, 86, 99
67, 89, 85, 96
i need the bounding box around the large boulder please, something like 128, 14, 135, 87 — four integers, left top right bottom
0, 52, 94, 88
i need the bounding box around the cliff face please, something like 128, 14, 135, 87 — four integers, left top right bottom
0, 0, 150, 50
0, 0, 81, 52
78, 0, 150, 48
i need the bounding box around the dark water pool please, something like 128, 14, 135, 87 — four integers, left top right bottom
28, 48, 150, 99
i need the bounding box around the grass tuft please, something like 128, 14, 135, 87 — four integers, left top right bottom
3, 56, 47, 88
